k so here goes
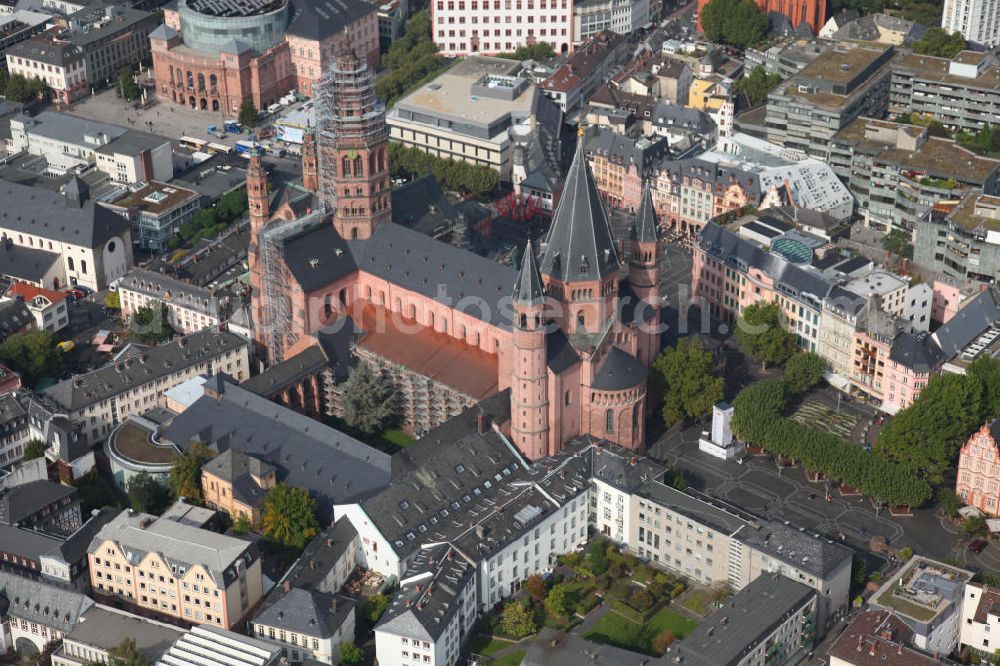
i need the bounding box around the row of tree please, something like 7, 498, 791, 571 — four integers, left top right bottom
0, 70, 47, 103
731, 363, 933, 507
376, 11, 449, 108
876, 356, 1000, 485
388, 142, 499, 197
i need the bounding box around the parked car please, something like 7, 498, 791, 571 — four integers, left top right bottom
969, 539, 988, 554
66, 288, 86, 300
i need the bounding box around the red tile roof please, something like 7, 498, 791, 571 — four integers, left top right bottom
7, 282, 69, 304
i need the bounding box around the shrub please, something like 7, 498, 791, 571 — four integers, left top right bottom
652, 630, 677, 654
671, 582, 686, 599
629, 588, 654, 612
609, 581, 631, 601
899, 546, 913, 562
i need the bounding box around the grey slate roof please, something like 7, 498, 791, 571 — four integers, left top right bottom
512, 240, 545, 307
64, 606, 183, 661
281, 222, 357, 294
633, 182, 658, 244
274, 518, 358, 595
0, 180, 131, 248
540, 135, 620, 283
587, 440, 664, 493
0, 299, 33, 339
584, 127, 670, 174
546, 328, 580, 373
523, 628, 652, 666
119, 268, 225, 319
932, 288, 1000, 358
889, 332, 945, 373
287, 0, 376, 41
0, 570, 92, 633
0, 241, 60, 282
0, 480, 76, 527
389, 174, 461, 235
88, 509, 258, 588
201, 448, 273, 508
242, 344, 330, 398
591, 347, 646, 391
667, 574, 815, 666
41, 328, 247, 413
162, 379, 391, 522
254, 588, 354, 638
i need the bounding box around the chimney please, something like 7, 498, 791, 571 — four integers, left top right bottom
870, 642, 877, 657
477, 413, 488, 434
139, 517, 153, 529
332, 598, 338, 612
283, 579, 291, 592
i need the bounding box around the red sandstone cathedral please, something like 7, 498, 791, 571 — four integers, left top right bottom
247, 43, 662, 459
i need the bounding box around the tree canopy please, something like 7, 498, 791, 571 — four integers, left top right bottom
783, 352, 826, 394
116, 67, 140, 102
128, 303, 175, 345
957, 124, 1000, 156
238, 100, 258, 127
340, 642, 364, 666
500, 600, 537, 638
735, 302, 798, 369
738, 67, 782, 107
342, 362, 397, 436
911, 28, 966, 58
107, 637, 150, 666
496, 42, 556, 61
700, 0, 769, 48
377, 11, 449, 108
0, 330, 65, 388
388, 142, 499, 197
22, 438, 46, 461
169, 443, 213, 504
126, 472, 173, 515
3, 73, 46, 103
882, 229, 914, 259
261, 483, 319, 549
652, 337, 724, 425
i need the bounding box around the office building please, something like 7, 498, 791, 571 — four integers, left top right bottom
429, 0, 574, 56
87, 509, 264, 628
103, 181, 199, 250
573, 0, 649, 44
915, 193, 1000, 283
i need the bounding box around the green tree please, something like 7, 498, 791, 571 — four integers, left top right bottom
365, 593, 391, 623
500, 601, 537, 639
525, 573, 547, 602
126, 472, 172, 515
238, 99, 258, 127
104, 291, 121, 309
169, 443, 213, 504
700, 0, 768, 48
736, 302, 797, 370
115, 67, 140, 102
898, 546, 913, 562
233, 514, 253, 533
37, 639, 61, 666
958, 124, 1000, 155
877, 372, 985, 484
128, 303, 175, 345
342, 362, 396, 436
107, 637, 150, 666
738, 66, 782, 107
882, 229, 914, 259
652, 630, 677, 654
652, 337, 724, 425
261, 483, 319, 548
4, 74, 44, 103
22, 438, 46, 461
936, 487, 963, 517
912, 28, 967, 58
339, 642, 364, 666
376, 11, 448, 107
496, 42, 556, 60
964, 513, 988, 537
0, 330, 65, 388
544, 584, 568, 617
588, 539, 608, 575
783, 352, 826, 394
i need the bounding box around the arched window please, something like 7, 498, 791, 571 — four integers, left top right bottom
209, 74, 217, 90
353, 156, 363, 177
576, 312, 585, 331
519, 313, 527, 329
606, 409, 614, 434
197, 73, 205, 91
632, 404, 639, 430
176, 67, 182, 84
342, 156, 350, 176
186, 71, 193, 88
377, 150, 385, 172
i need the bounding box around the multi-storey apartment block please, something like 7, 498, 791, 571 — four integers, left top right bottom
118, 268, 235, 335
87, 509, 264, 629
39, 328, 250, 445
890, 51, 1000, 133
766, 43, 894, 159
942, 0, 1000, 47
915, 193, 1000, 284
827, 118, 1000, 231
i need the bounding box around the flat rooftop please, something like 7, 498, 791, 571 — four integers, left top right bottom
895, 51, 1000, 91
355, 305, 499, 400
797, 43, 890, 87
109, 181, 199, 215
108, 418, 178, 467
949, 192, 1000, 233
871, 556, 973, 623
392, 56, 533, 134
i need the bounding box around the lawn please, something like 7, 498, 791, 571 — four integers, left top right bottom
467, 634, 514, 657
324, 415, 414, 452
490, 651, 525, 666
585, 607, 697, 655
790, 400, 858, 440
679, 588, 714, 617
381, 428, 414, 448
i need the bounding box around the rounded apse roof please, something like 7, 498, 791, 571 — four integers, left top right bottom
772, 237, 813, 265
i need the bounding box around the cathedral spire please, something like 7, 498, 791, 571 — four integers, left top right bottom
513, 240, 545, 307
633, 182, 658, 244
539, 130, 620, 284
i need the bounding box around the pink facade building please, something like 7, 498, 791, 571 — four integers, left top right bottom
957, 423, 1000, 516
430, 0, 575, 57
152, 0, 378, 114
249, 48, 660, 459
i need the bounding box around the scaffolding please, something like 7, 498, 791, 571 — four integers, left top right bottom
257, 210, 325, 363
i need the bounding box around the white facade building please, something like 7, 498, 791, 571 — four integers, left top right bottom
943, 0, 1000, 48
573, 0, 649, 43
429, 0, 574, 56
961, 582, 1000, 659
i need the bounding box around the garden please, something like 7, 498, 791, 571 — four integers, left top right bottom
474, 539, 700, 660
